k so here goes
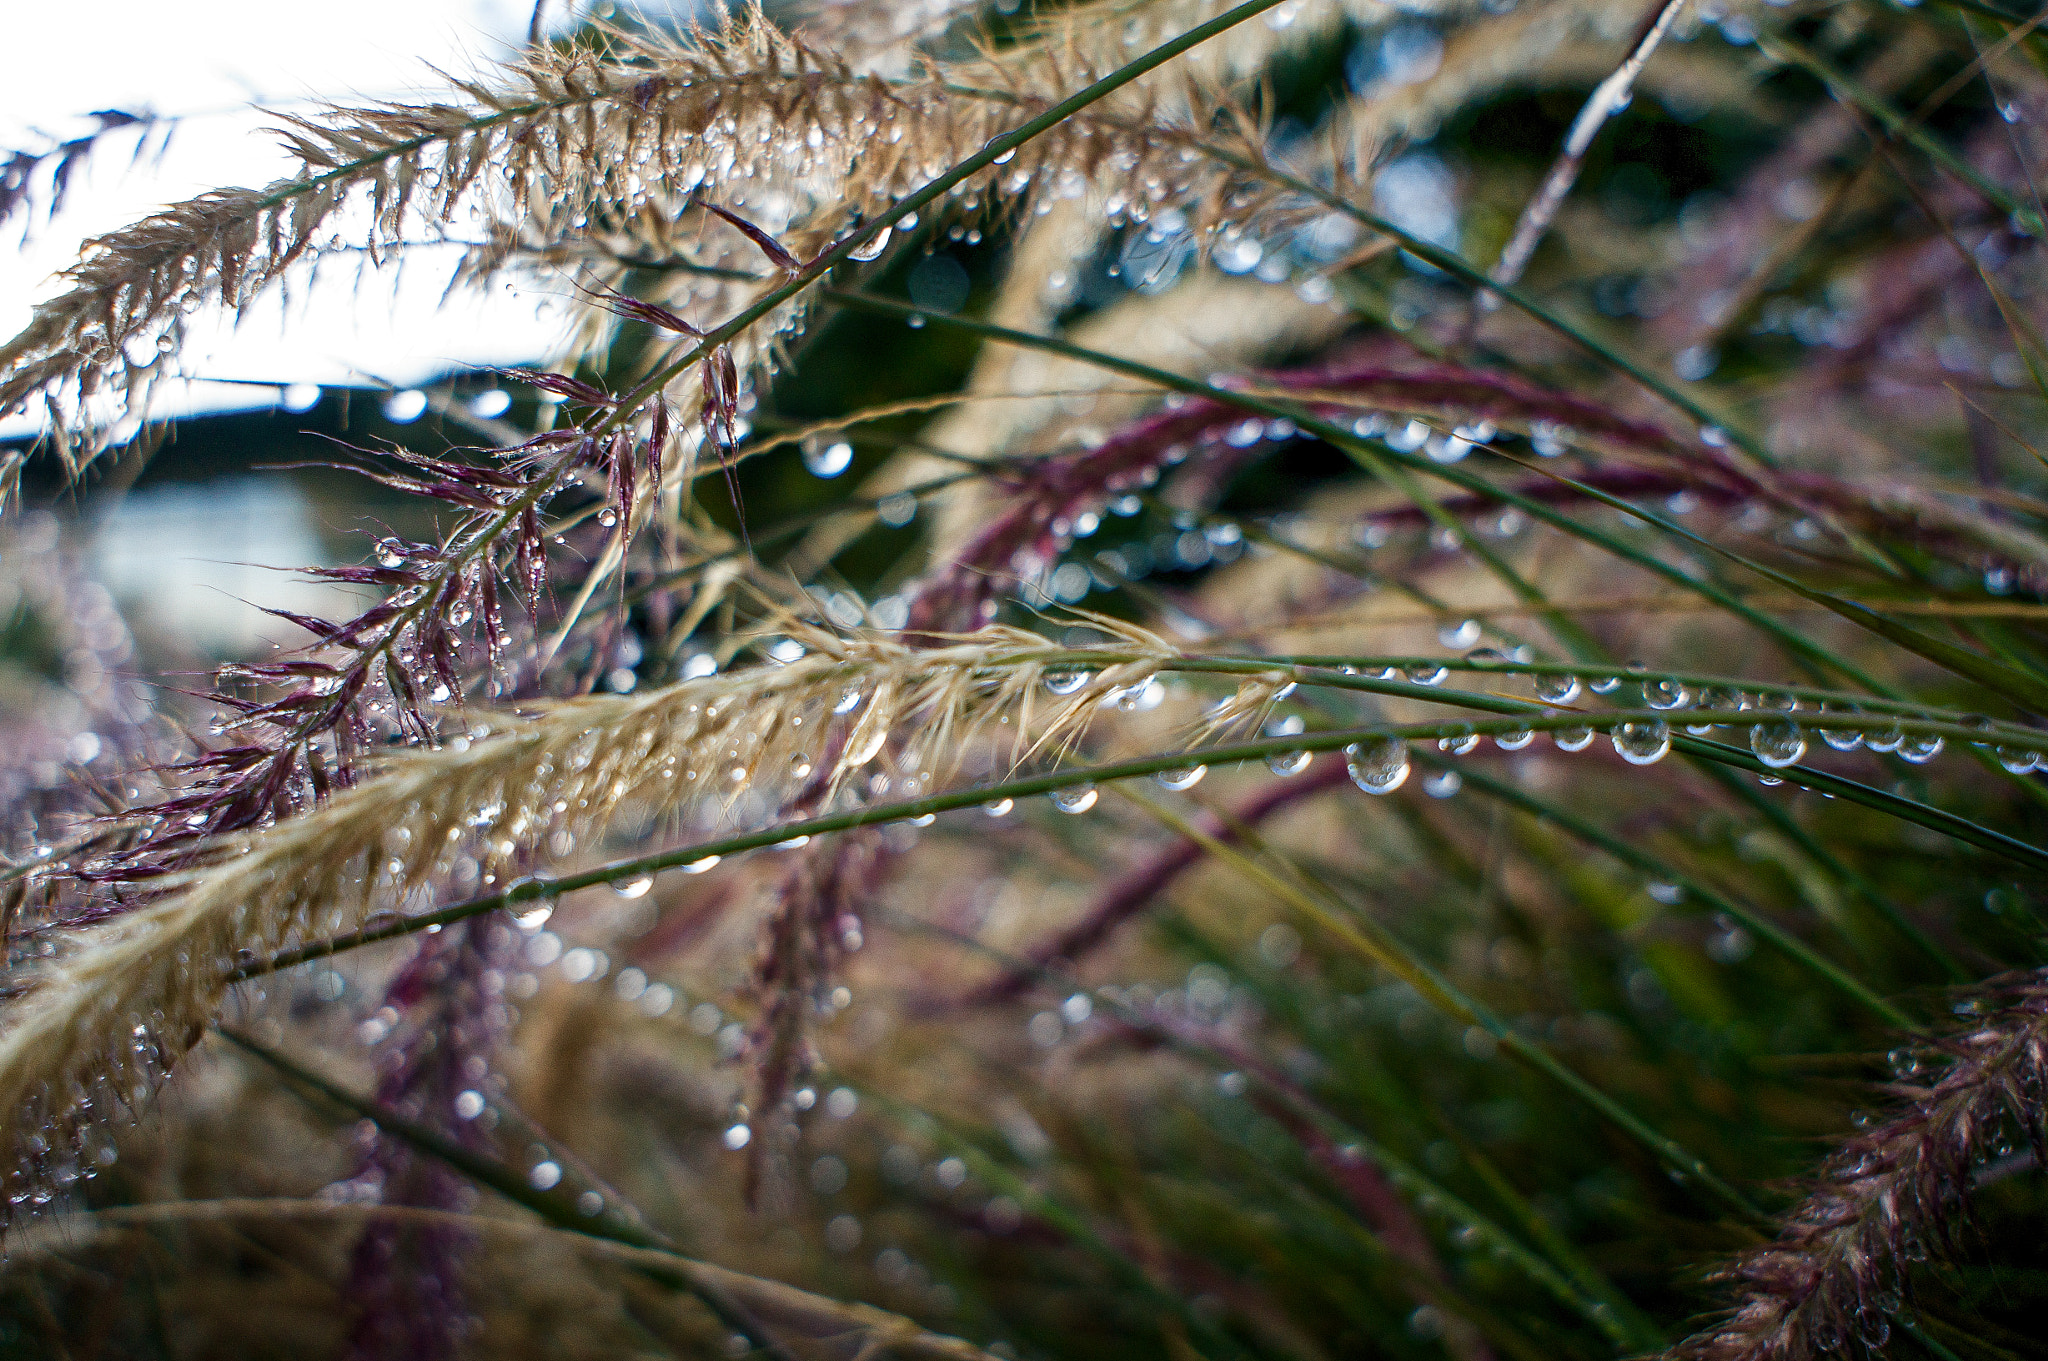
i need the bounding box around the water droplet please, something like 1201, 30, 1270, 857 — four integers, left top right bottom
1405, 665, 1448, 687
1534, 673, 1581, 704
1612, 719, 1671, 765
835, 687, 864, 714
1866, 723, 1904, 753
723, 1123, 752, 1150
1997, 745, 2039, 774
1897, 733, 1943, 764
1346, 738, 1410, 794
1266, 749, 1312, 776
1817, 703, 1864, 750
983, 798, 1013, 817
1437, 730, 1480, 756
1155, 766, 1206, 790
804, 439, 855, 478
1554, 725, 1595, 751
848, 225, 891, 261
1422, 770, 1462, 798
616, 875, 654, 898
1644, 678, 1689, 710
529, 1160, 562, 1190
1050, 784, 1098, 813
598, 508, 619, 527
1495, 729, 1533, 751
1749, 720, 1805, 769
683, 855, 721, 873
1439, 619, 1482, 649
1117, 677, 1165, 711
1043, 668, 1092, 696
1588, 675, 1623, 694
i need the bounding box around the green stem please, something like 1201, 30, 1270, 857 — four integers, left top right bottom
225, 694, 2048, 984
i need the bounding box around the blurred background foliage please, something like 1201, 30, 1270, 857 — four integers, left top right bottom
4, 0, 2048, 1357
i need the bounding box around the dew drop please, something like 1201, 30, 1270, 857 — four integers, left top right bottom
1588, 675, 1623, 694
598, 508, 619, 527
1997, 745, 2039, 774
1749, 720, 1806, 769
1155, 766, 1206, 790
848, 225, 891, 261
1050, 784, 1098, 813
1643, 678, 1689, 710
1117, 677, 1165, 711
804, 439, 855, 478
1866, 724, 1905, 753
616, 875, 654, 899
1346, 738, 1410, 794
1438, 619, 1482, 649
1266, 749, 1312, 776
1405, 665, 1448, 687
984, 797, 1014, 817
682, 855, 721, 873
1897, 733, 1943, 764
1612, 719, 1671, 765
1554, 725, 1595, 751
1818, 703, 1865, 750
1534, 673, 1581, 704
1437, 730, 1480, 756
1495, 729, 1533, 751
1042, 668, 1093, 696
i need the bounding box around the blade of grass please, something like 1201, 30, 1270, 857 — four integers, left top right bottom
1693, 760, 1970, 981
1413, 750, 1921, 1030
1757, 31, 2046, 238
884, 909, 1653, 1351
850, 1083, 1253, 1361
1115, 786, 1769, 1225
227, 696, 2048, 984
821, 289, 1888, 692
215, 1025, 802, 1361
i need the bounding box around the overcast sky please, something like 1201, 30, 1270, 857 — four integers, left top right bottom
0, 1, 693, 435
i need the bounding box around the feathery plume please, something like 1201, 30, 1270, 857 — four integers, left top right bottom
0, 625, 1180, 1218
1671, 972, 2048, 1360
